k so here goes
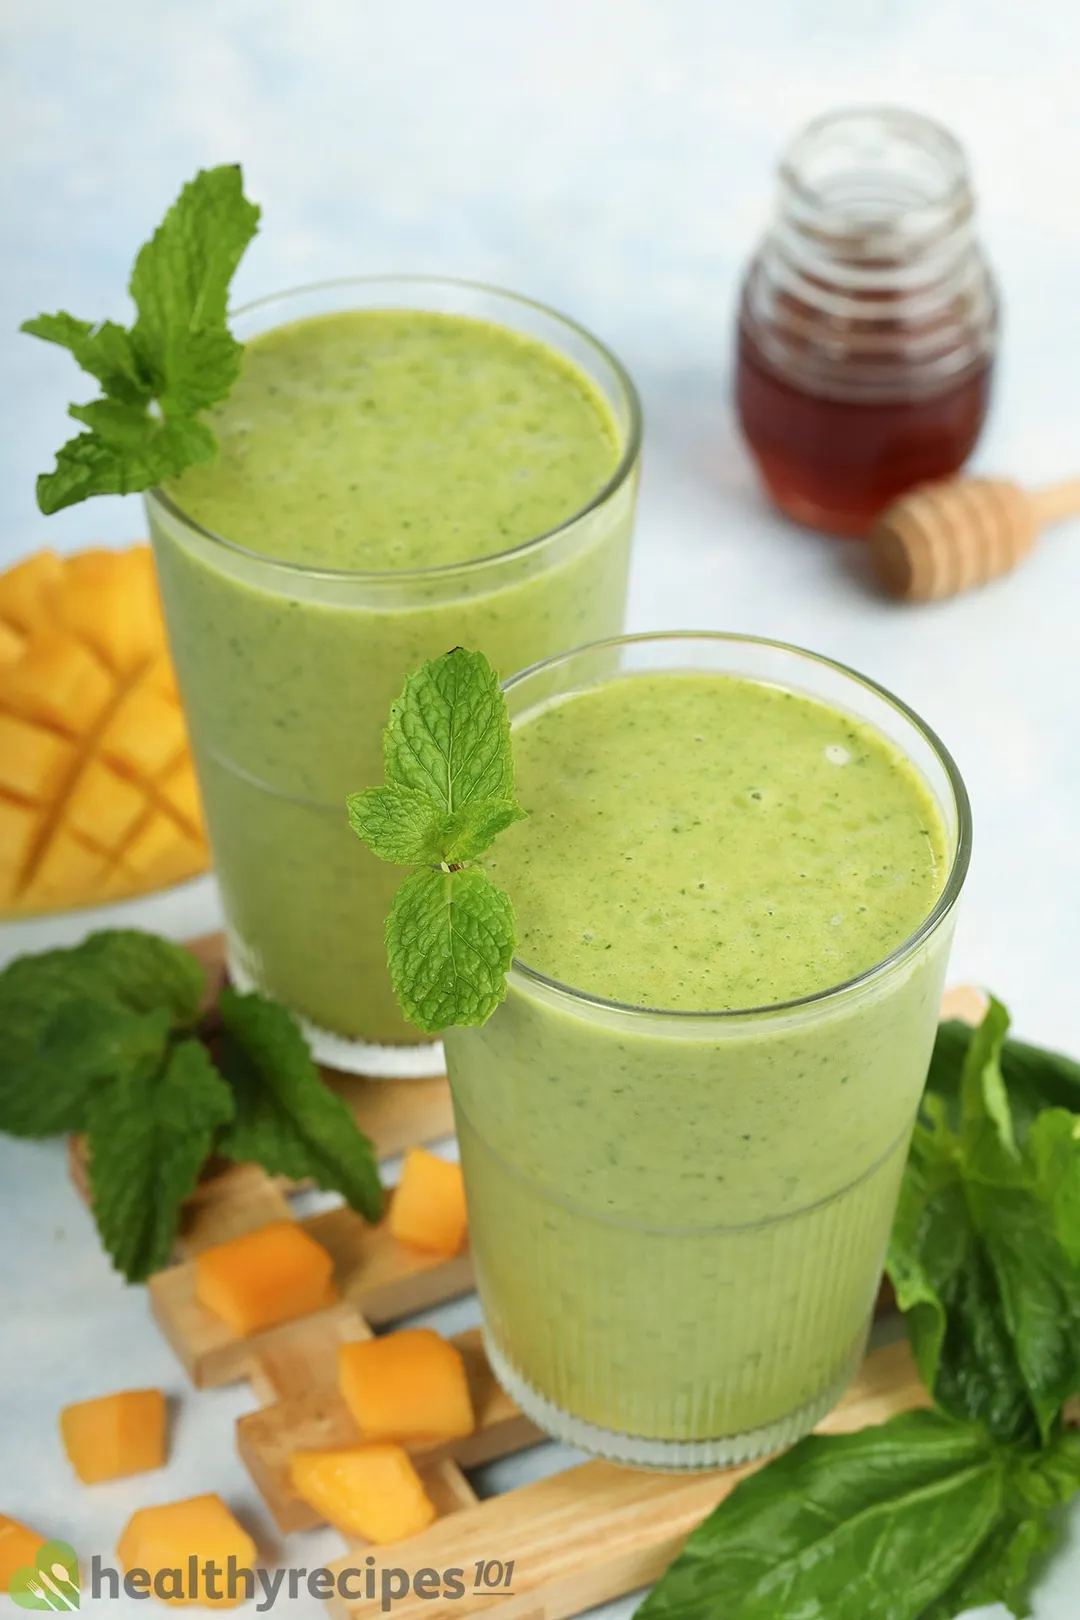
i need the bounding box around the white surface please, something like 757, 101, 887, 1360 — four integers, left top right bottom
2, 2, 1080, 1616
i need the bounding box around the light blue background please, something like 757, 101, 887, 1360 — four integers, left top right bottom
2, 2, 1079, 1616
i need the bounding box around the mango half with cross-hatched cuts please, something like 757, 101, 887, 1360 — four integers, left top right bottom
0, 545, 209, 916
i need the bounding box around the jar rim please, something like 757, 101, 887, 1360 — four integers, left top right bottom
780, 105, 973, 234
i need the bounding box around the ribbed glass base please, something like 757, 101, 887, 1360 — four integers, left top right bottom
226, 947, 445, 1078
483, 1325, 865, 1471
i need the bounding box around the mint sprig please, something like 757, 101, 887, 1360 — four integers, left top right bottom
22, 164, 260, 513
0, 930, 382, 1281
347, 648, 527, 1034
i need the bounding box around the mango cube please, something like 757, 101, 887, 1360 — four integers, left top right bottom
389, 1149, 468, 1257
60, 1388, 167, 1484
289, 1444, 436, 1543
116, 1495, 254, 1607
339, 1329, 474, 1443
0, 1516, 45, 1592
194, 1220, 337, 1336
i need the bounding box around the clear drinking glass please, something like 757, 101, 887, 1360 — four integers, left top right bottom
443, 632, 971, 1469
144, 278, 641, 1074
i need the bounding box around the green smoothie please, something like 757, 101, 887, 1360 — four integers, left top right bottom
444, 656, 963, 1464
146, 298, 637, 1050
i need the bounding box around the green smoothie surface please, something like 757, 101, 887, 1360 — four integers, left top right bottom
486, 671, 949, 1010
164, 309, 621, 571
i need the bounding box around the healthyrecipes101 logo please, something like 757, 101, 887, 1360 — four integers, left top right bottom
9, 1541, 80, 1610
9, 1541, 518, 1612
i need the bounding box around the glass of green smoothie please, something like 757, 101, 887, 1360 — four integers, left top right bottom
443, 632, 971, 1469
144, 278, 641, 1073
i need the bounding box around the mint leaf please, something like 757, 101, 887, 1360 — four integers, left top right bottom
385, 866, 515, 1034
348, 648, 527, 1033
21, 313, 150, 405
383, 647, 517, 811
35, 415, 219, 513
23, 164, 259, 512
86, 1028, 233, 1282
128, 163, 259, 415
216, 988, 382, 1222
889, 996, 1080, 1443
347, 784, 449, 866
347, 787, 526, 868
441, 797, 528, 862
0, 930, 204, 1136
56, 929, 205, 1021
0, 997, 148, 1138
635, 1411, 1021, 1620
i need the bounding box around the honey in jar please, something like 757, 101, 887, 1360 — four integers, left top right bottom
736, 108, 999, 538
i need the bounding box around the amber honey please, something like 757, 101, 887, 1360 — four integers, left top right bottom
735, 108, 999, 539
737, 322, 994, 538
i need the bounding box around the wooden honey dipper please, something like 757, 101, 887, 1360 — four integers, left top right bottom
869, 475, 1080, 602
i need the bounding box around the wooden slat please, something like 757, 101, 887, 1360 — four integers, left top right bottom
326, 1341, 928, 1620
148, 1202, 473, 1388
176, 1164, 295, 1257
238, 1327, 545, 1534
305, 1207, 475, 1326
940, 983, 987, 1024
186, 931, 230, 1005
331, 1461, 479, 1555
247, 1316, 373, 1406
423, 1459, 481, 1518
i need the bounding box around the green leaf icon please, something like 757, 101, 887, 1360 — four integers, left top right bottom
10, 1541, 80, 1611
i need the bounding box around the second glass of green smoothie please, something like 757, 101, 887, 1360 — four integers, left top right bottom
144, 277, 641, 1072
444, 633, 971, 1469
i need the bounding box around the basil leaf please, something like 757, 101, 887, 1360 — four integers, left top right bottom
921, 1431, 1080, 1620
927, 1018, 1080, 1145
635, 1411, 1012, 1620
890, 998, 1080, 1443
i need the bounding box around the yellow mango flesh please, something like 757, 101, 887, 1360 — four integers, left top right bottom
290, 1445, 436, 1543
0, 545, 209, 917
194, 1220, 337, 1336
339, 1329, 475, 1444
0, 1516, 46, 1591
60, 1388, 167, 1484
116, 1495, 254, 1607
389, 1148, 469, 1257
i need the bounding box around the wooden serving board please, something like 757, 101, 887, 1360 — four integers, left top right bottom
67, 934, 987, 1620
136, 1091, 931, 1620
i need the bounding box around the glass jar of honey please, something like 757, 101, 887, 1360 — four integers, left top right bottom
736, 108, 999, 538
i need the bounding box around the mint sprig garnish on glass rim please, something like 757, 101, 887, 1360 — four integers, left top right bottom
21, 164, 260, 513
347, 648, 527, 1034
